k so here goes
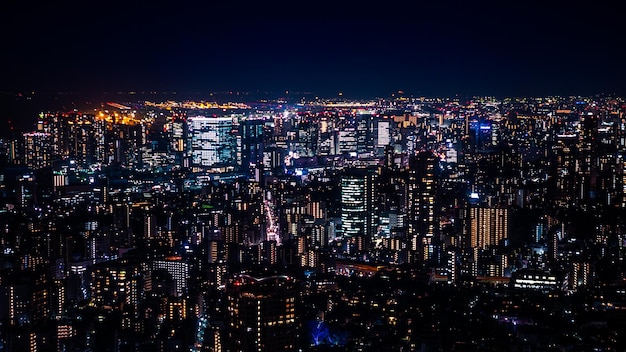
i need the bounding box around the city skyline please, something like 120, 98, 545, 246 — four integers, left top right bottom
2, 92, 626, 350
3, 2, 626, 350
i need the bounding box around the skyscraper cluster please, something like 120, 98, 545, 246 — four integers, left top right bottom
1, 94, 626, 350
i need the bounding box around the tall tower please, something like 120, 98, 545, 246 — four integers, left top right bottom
166, 111, 187, 167
341, 168, 378, 243
552, 133, 578, 205
577, 112, 599, 203
407, 151, 439, 262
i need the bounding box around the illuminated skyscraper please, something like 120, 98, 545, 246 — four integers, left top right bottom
577, 112, 599, 203
407, 151, 439, 262
109, 123, 143, 167
467, 118, 497, 153
294, 121, 318, 157
377, 119, 391, 147
166, 112, 187, 166
338, 128, 357, 155
341, 169, 378, 243
187, 115, 239, 170
552, 133, 578, 205
356, 114, 376, 154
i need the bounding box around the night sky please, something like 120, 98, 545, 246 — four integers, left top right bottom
1, 1, 625, 98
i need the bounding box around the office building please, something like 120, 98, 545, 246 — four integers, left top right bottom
187, 115, 239, 170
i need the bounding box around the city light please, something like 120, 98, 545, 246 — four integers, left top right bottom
1, 93, 626, 351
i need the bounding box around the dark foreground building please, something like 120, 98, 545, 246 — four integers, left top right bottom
225, 274, 298, 351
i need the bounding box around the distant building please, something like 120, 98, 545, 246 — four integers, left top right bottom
187, 115, 239, 170
166, 112, 187, 166
23, 132, 53, 169
338, 128, 357, 155
149, 257, 189, 297
240, 117, 265, 175
511, 269, 565, 291
90, 258, 142, 311
467, 118, 497, 153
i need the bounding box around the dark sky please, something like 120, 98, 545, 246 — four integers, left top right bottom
1, 0, 625, 98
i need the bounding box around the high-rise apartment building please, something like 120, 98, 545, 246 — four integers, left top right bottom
149, 257, 190, 297
407, 151, 439, 262
225, 275, 298, 351
466, 207, 509, 249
